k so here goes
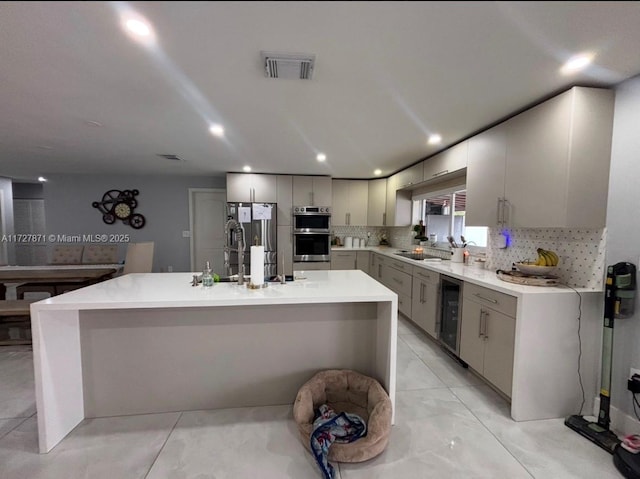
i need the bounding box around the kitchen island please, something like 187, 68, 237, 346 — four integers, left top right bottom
30, 270, 397, 453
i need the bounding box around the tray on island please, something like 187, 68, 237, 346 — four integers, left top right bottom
496, 269, 559, 286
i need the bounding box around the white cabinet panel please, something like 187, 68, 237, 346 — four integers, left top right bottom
422, 141, 468, 181
332, 180, 368, 226
293, 176, 332, 206
367, 178, 387, 226
464, 86, 614, 228
276, 176, 292, 226
226, 174, 277, 203
277, 225, 293, 276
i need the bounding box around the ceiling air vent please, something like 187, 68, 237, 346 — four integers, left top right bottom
157, 154, 183, 161
260, 51, 315, 80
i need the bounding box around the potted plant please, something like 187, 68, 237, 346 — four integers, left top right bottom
412, 221, 427, 244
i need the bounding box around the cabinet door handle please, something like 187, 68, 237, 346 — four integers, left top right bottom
478, 310, 485, 338
420, 283, 425, 303
378, 264, 382, 277
503, 198, 510, 226
483, 310, 489, 340
496, 197, 503, 226
311, 191, 314, 206
432, 169, 449, 178
382, 212, 386, 226
473, 292, 498, 304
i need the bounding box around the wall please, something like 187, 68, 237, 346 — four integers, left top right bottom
43, 174, 224, 272
0, 177, 15, 264
605, 73, 640, 432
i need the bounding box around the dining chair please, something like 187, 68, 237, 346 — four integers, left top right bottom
123, 242, 154, 274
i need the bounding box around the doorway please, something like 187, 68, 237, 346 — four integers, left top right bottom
189, 189, 227, 274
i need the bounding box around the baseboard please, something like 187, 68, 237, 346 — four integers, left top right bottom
593, 396, 640, 435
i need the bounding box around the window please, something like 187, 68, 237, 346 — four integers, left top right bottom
413, 188, 487, 247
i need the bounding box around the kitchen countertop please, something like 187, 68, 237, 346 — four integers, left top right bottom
31, 269, 396, 310
332, 246, 601, 296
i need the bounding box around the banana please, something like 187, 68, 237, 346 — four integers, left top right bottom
536, 248, 559, 266
536, 252, 547, 266
546, 250, 559, 266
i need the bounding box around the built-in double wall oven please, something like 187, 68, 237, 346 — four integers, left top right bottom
293, 206, 331, 262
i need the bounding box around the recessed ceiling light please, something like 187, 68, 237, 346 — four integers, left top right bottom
374, 169, 382, 176
560, 53, 594, 75
428, 134, 442, 145
124, 18, 152, 37
316, 153, 326, 162
37, 176, 47, 182
209, 124, 225, 137
243, 165, 252, 172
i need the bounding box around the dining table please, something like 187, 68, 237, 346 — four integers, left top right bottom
0, 264, 123, 300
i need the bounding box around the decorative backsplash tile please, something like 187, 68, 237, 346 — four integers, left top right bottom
334, 224, 605, 289
487, 227, 606, 289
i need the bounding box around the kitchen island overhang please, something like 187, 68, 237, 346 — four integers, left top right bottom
30, 270, 397, 453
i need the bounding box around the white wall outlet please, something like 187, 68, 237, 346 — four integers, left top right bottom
167, 265, 173, 272
182, 230, 191, 238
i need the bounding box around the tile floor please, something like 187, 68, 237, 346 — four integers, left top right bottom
0, 317, 623, 478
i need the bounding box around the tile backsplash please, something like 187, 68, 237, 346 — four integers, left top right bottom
486, 227, 606, 289
333, 225, 606, 289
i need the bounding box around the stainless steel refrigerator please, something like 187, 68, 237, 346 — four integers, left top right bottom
225, 202, 278, 277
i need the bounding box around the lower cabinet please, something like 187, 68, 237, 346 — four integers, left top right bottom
331, 251, 357, 270
459, 284, 516, 397
411, 267, 439, 339
356, 251, 370, 275
380, 262, 412, 318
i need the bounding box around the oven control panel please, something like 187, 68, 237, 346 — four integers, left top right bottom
293, 206, 331, 214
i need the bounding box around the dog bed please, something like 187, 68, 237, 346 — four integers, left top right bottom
293, 369, 392, 463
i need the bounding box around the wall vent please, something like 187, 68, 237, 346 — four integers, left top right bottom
260, 51, 315, 80
157, 154, 183, 161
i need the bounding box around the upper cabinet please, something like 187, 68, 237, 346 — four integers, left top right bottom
226, 173, 278, 203
422, 141, 468, 181
332, 180, 369, 226
466, 87, 614, 228
395, 163, 423, 189
367, 178, 387, 226
466, 124, 507, 227
385, 173, 412, 227
292, 176, 332, 206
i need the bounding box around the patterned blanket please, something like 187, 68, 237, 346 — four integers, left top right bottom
310, 404, 367, 479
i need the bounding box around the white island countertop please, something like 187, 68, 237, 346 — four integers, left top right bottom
332, 246, 601, 296
32, 270, 396, 311
30, 270, 398, 453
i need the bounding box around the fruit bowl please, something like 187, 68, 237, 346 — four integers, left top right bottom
514, 262, 557, 276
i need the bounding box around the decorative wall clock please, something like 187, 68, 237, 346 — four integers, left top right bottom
92, 189, 146, 229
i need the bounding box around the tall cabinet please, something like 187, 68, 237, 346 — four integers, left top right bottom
466, 86, 614, 228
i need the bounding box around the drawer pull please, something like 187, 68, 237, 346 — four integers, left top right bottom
473, 293, 498, 304
393, 277, 403, 285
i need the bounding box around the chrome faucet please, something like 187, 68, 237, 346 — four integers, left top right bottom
224, 218, 246, 286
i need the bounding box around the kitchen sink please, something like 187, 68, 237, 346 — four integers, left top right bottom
394, 251, 446, 261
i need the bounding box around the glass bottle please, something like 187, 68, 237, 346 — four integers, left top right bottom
202, 261, 214, 287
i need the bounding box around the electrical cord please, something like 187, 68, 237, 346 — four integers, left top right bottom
563, 283, 586, 415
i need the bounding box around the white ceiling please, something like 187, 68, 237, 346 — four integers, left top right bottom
2, 1, 640, 182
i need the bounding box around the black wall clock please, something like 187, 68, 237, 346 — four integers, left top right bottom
92, 189, 146, 229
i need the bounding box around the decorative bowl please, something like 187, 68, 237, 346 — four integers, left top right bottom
514, 262, 557, 276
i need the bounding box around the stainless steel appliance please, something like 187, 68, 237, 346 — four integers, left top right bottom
293, 206, 331, 262
439, 275, 463, 356
226, 202, 277, 277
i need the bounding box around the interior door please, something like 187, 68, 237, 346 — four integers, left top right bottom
190, 189, 227, 274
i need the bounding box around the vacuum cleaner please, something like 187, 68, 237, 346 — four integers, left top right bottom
564, 262, 638, 477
